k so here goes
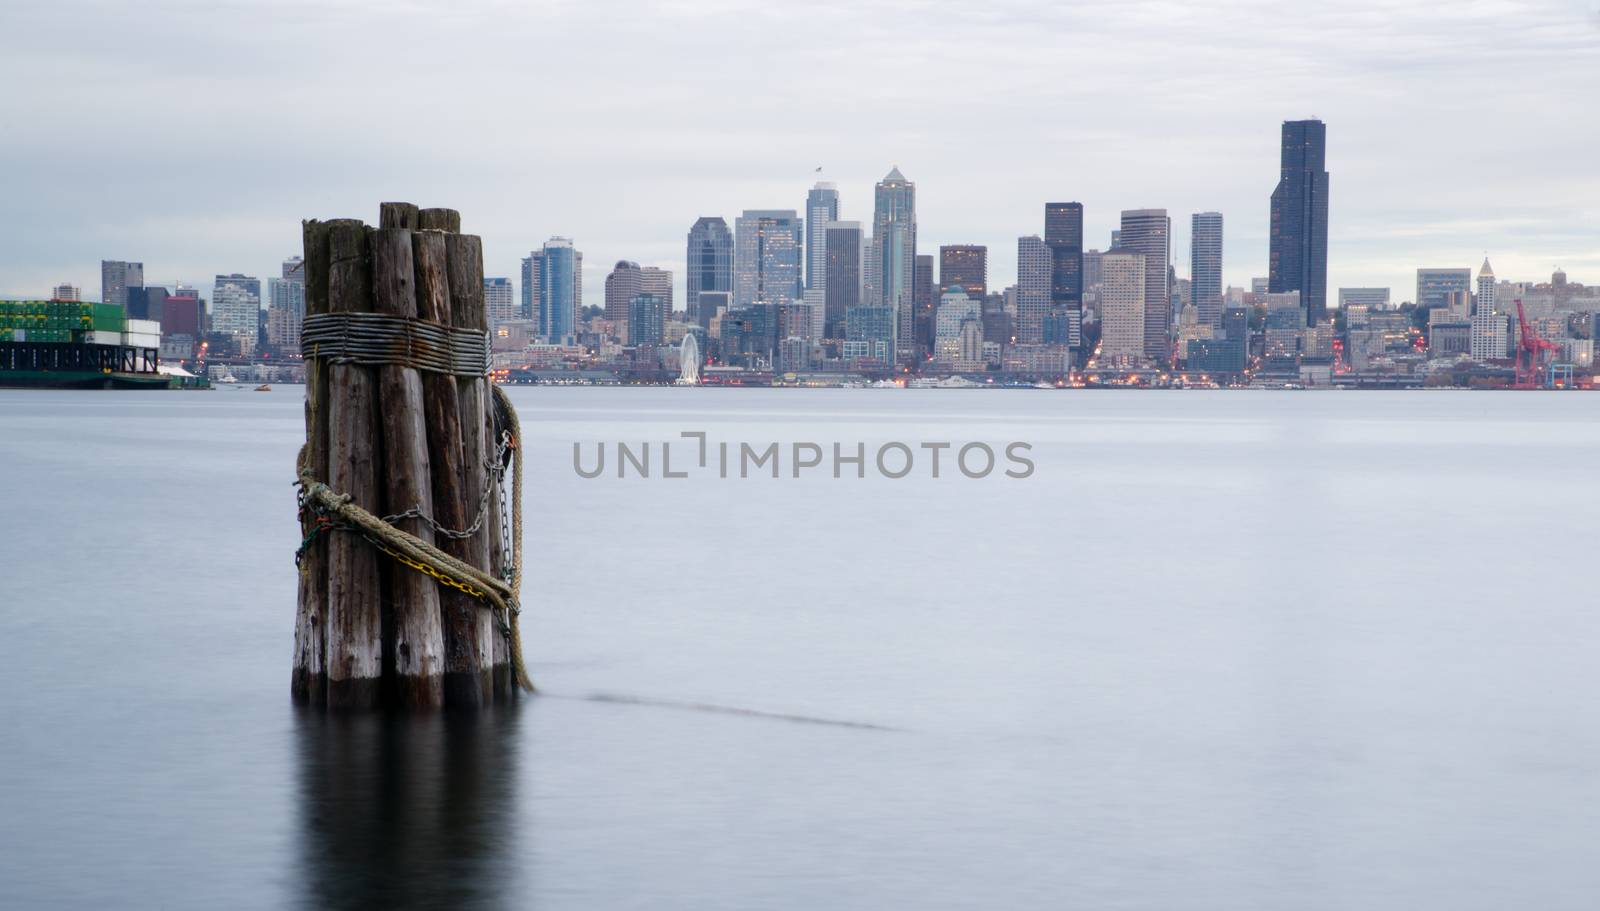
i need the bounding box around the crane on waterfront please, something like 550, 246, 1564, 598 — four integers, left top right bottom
1513, 299, 1560, 389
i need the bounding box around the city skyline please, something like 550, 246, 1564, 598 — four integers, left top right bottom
2, 2, 1595, 307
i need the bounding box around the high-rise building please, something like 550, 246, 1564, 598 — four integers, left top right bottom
536, 238, 581, 344
939, 245, 987, 300
822, 221, 862, 342
686, 217, 733, 328
520, 251, 543, 323
805, 183, 839, 292
51, 283, 81, 302
1016, 235, 1050, 344
1187, 305, 1249, 376
270, 258, 306, 313
261, 283, 295, 349
1118, 209, 1171, 361
1045, 203, 1085, 358
640, 267, 671, 312
604, 261, 642, 341
100, 260, 143, 311
484, 277, 516, 325
212, 273, 262, 355
733, 210, 803, 310
1339, 287, 1390, 310
266, 262, 303, 355
1416, 268, 1471, 311
628, 293, 665, 347
1045, 202, 1083, 313
1190, 212, 1224, 330
934, 288, 983, 366
844, 305, 895, 365
1470, 258, 1504, 360
913, 253, 935, 356
127, 286, 170, 322
1268, 119, 1330, 325
870, 167, 917, 363
1099, 251, 1146, 363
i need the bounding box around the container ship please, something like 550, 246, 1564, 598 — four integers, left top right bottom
0, 300, 207, 390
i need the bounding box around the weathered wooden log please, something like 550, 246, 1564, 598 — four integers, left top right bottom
378, 202, 420, 230
370, 226, 446, 709
292, 219, 334, 705
444, 231, 504, 698
418, 207, 461, 234
324, 220, 384, 710
413, 228, 484, 709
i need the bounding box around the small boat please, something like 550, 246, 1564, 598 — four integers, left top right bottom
255, 384, 272, 392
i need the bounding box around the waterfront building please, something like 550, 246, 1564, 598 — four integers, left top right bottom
51, 283, 80, 302
1268, 119, 1330, 325
1118, 209, 1171, 360
212, 273, 261, 356
686, 217, 734, 329
1190, 212, 1223, 329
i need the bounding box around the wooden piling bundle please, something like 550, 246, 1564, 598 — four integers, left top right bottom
292, 203, 521, 710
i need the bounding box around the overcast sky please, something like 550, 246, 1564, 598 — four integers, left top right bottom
2, 0, 1597, 307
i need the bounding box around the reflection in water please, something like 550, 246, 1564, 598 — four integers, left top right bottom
294, 706, 523, 910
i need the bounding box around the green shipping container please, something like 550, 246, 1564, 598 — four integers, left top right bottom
91, 303, 125, 332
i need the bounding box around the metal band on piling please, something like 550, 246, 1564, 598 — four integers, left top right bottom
301, 312, 490, 377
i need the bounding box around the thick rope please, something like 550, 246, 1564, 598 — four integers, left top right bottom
495, 383, 529, 693
296, 383, 533, 694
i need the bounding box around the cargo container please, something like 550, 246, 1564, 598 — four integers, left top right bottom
86, 330, 122, 346
124, 318, 160, 335
123, 333, 161, 349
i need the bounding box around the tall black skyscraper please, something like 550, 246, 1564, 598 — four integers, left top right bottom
1045, 202, 1084, 353
1269, 119, 1329, 326
686, 216, 734, 328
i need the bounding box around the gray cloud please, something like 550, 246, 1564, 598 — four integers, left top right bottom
0, 0, 1595, 304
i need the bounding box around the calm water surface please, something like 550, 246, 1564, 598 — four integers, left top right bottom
1, 387, 1597, 909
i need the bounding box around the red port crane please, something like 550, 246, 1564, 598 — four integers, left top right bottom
1513, 299, 1560, 389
